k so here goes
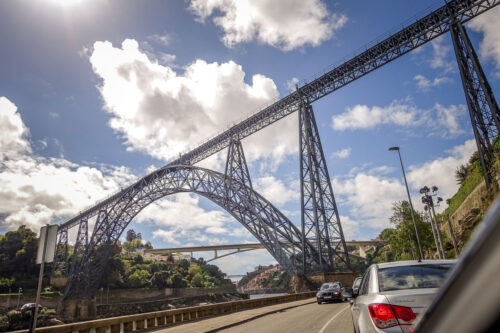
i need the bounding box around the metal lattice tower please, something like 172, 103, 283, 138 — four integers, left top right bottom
299, 103, 350, 272
450, 21, 500, 188
51, 227, 68, 277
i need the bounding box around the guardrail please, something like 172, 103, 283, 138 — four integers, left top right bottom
13, 292, 315, 333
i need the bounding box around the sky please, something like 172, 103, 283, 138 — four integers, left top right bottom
1, 0, 500, 275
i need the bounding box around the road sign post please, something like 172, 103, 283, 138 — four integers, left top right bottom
32, 225, 58, 332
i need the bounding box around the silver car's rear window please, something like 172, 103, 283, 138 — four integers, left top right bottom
378, 264, 453, 291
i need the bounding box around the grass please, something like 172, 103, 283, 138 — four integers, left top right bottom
445, 166, 484, 217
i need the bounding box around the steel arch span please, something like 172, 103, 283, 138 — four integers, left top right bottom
64, 164, 323, 299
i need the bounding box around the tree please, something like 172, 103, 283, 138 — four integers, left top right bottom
168, 272, 187, 288
151, 271, 170, 289
455, 164, 469, 184
191, 273, 204, 287
188, 264, 202, 278
177, 259, 190, 271
0, 226, 38, 289
128, 269, 150, 288
123, 239, 143, 252
126, 229, 137, 242
143, 241, 153, 249
387, 201, 436, 260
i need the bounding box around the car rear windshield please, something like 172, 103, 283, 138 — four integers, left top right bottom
321, 283, 340, 290
378, 264, 453, 291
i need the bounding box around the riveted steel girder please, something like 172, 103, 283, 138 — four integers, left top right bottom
299, 103, 350, 273
450, 21, 500, 188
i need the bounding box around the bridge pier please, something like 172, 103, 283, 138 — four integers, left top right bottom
290, 272, 359, 293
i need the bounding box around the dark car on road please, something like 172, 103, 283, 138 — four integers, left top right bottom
316, 281, 345, 304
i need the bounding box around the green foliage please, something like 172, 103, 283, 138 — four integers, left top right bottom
168, 272, 187, 288
0, 226, 39, 291
368, 201, 441, 264
446, 165, 483, 217
151, 270, 170, 289
188, 264, 202, 277
191, 273, 204, 287
123, 239, 144, 253
126, 229, 142, 242
128, 269, 150, 288
177, 259, 190, 270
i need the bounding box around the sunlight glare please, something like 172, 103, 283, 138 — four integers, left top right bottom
49, 0, 85, 7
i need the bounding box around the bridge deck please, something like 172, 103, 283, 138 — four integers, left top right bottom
144, 240, 385, 255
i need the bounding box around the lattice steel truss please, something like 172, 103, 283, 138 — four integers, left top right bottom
451, 21, 500, 187
299, 103, 350, 272
63, 164, 323, 299
51, 227, 68, 277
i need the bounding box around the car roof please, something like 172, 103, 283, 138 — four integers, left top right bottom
374, 259, 457, 269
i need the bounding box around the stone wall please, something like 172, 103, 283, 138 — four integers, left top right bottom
445, 180, 487, 245
0, 294, 59, 312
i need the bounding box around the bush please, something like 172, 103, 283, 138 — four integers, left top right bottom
127, 269, 150, 288
151, 271, 170, 289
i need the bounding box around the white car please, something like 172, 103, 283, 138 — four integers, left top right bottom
349, 260, 456, 333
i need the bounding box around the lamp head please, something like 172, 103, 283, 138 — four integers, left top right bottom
421, 186, 430, 194
388, 147, 399, 151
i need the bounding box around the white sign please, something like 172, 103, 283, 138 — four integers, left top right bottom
36, 225, 58, 264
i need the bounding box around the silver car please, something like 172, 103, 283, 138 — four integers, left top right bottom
350, 260, 456, 333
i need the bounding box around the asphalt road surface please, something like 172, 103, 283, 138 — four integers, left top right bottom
218, 301, 352, 333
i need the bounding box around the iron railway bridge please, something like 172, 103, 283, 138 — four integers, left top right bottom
50, 0, 500, 300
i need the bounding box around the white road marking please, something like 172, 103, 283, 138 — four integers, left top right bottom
318, 305, 350, 333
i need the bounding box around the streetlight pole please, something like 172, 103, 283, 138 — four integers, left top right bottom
389, 147, 424, 260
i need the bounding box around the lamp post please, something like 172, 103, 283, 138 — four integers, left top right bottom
389, 146, 424, 260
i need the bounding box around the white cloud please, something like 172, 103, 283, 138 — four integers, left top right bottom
331, 147, 351, 159
147, 33, 173, 46
286, 77, 299, 92
413, 74, 452, 92
331, 100, 466, 138
333, 173, 407, 230
339, 215, 359, 241
469, 6, 500, 77
331, 100, 424, 131
188, 0, 347, 51
0, 97, 136, 232
253, 176, 299, 206
89, 39, 298, 170
332, 139, 478, 235
213, 248, 276, 274
429, 36, 454, 74
407, 139, 477, 206
433, 103, 466, 137
137, 194, 233, 233
0, 97, 31, 160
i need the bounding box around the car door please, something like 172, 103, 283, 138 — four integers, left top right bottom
352, 267, 371, 332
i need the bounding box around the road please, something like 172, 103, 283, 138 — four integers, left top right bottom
218, 302, 352, 333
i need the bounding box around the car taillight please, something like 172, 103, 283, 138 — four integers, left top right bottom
368, 303, 416, 329
391, 304, 416, 325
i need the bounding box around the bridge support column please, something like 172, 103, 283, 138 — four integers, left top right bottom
51, 227, 69, 277
298, 102, 351, 273
451, 21, 500, 188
